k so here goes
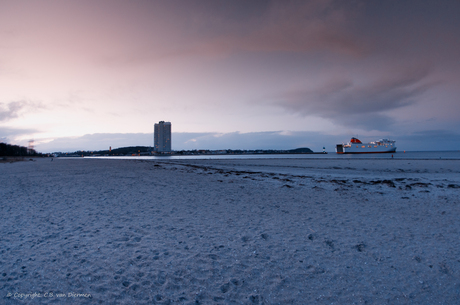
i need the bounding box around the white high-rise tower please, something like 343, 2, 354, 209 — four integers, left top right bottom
154, 121, 171, 152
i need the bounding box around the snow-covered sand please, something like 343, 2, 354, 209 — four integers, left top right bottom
1, 157, 460, 304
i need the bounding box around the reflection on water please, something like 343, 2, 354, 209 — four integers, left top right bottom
84, 151, 460, 161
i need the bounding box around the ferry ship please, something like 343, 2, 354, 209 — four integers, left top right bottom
336, 137, 396, 154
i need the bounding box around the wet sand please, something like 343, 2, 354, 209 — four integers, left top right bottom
1, 157, 460, 304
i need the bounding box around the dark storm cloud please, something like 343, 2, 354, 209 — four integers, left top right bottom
193, 0, 364, 55
92, 0, 366, 67
247, 0, 460, 132
272, 65, 434, 130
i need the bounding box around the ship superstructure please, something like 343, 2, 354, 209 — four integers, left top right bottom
336, 137, 396, 154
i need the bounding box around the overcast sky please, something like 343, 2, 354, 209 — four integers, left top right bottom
1, 0, 459, 152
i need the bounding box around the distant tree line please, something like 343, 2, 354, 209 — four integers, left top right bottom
99, 146, 151, 155
62, 146, 152, 156
0, 142, 41, 157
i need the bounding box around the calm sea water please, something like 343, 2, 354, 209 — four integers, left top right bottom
86, 151, 460, 161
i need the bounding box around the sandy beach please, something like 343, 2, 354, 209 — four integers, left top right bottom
1, 157, 460, 304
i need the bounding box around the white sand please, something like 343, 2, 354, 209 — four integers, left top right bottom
1, 157, 460, 304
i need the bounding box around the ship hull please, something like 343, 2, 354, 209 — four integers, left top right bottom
336, 148, 396, 154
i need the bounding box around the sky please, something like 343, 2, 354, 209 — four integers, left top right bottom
1, 0, 460, 152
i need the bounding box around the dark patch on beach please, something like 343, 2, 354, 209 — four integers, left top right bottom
369, 180, 396, 187
282, 184, 293, 188
312, 186, 324, 190
130, 284, 140, 292
220, 282, 231, 293
409, 182, 431, 188
325, 239, 334, 250
447, 184, 460, 188
355, 243, 366, 252
315, 179, 328, 183
241, 236, 251, 243
439, 262, 450, 274
249, 294, 261, 304
154, 271, 167, 286
260, 233, 269, 240
306, 265, 325, 274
